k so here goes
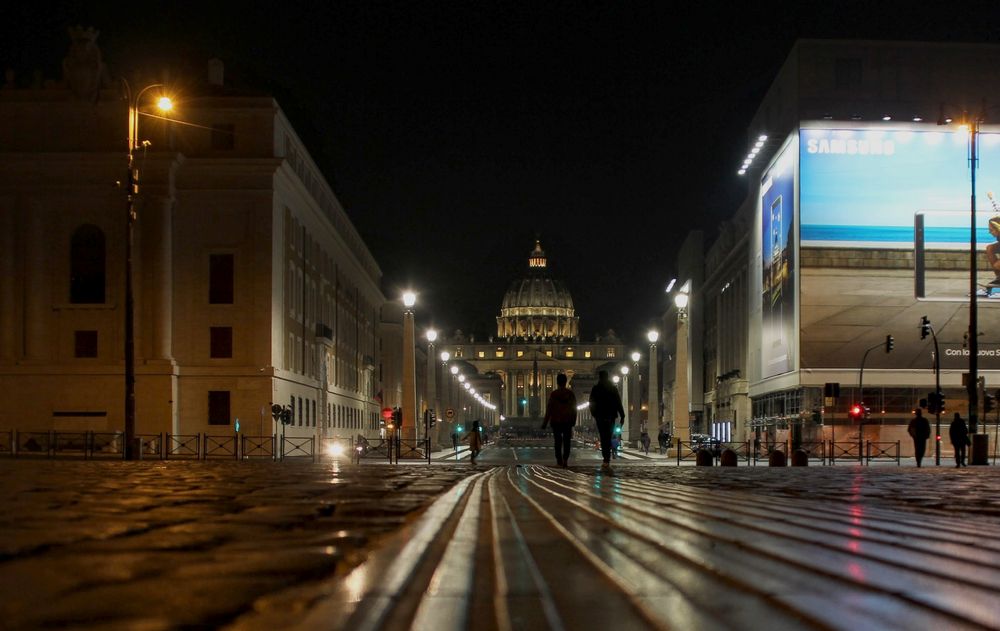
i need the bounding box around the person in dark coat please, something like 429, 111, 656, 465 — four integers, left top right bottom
657, 427, 668, 454
908, 408, 932, 467
640, 430, 651, 455
589, 369, 626, 470
948, 412, 969, 468
542, 373, 577, 467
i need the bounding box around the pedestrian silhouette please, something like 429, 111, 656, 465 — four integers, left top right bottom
464, 421, 483, 464
640, 430, 650, 455
541, 373, 577, 467
908, 408, 932, 467
948, 412, 969, 468
657, 427, 668, 454
589, 370, 626, 471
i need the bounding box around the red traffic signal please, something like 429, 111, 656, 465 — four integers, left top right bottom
849, 404, 864, 421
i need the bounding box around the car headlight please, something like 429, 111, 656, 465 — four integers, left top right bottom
327, 442, 345, 457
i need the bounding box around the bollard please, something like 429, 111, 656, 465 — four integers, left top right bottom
769, 450, 787, 467
791, 449, 809, 467
720, 448, 738, 467
696, 448, 714, 466
971, 434, 990, 466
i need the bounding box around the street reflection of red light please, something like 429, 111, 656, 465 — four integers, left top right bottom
848, 561, 866, 582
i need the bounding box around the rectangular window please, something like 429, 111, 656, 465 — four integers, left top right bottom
298, 397, 303, 426
210, 326, 233, 358
478, 351, 486, 358
74, 330, 98, 358
290, 395, 296, 424
584, 351, 592, 358
208, 391, 230, 425
495, 351, 504, 358
565, 350, 574, 358
517, 350, 524, 358
545, 350, 552, 357
606, 348, 616, 358
312, 400, 316, 427
209, 254, 234, 304
211, 123, 235, 150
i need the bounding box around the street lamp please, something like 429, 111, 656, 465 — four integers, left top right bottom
402, 291, 417, 442
425, 329, 437, 442
673, 290, 690, 445
620, 365, 630, 444
647, 329, 660, 439
122, 80, 173, 460
630, 350, 641, 434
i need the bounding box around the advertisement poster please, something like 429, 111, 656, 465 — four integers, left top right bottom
797, 126, 1000, 371
761, 143, 795, 378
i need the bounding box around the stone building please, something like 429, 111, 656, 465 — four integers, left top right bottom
664, 39, 1000, 454
0, 34, 389, 444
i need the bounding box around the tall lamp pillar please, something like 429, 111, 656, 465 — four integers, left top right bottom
402, 292, 418, 441
620, 366, 631, 444
673, 292, 691, 446
122, 82, 172, 460
647, 330, 660, 437
425, 329, 437, 442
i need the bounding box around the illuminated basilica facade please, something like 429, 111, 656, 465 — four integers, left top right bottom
438, 241, 623, 426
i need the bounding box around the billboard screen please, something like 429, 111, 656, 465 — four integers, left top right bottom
800, 127, 1000, 248
797, 126, 1000, 371
761, 142, 795, 378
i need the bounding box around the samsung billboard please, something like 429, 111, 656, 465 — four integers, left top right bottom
793, 125, 1000, 372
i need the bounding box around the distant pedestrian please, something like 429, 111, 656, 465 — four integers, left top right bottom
657, 427, 668, 454
640, 430, 651, 455
949, 412, 969, 468
589, 370, 626, 471
465, 420, 483, 463
908, 408, 931, 467
542, 373, 577, 467
451, 431, 458, 451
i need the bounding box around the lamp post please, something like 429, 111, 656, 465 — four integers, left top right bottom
967, 113, 981, 436
402, 291, 417, 442
673, 291, 690, 446
122, 80, 172, 460
630, 351, 641, 437
620, 365, 630, 444
425, 329, 437, 442
647, 329, 660, 439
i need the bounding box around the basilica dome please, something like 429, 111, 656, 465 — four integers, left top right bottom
497, 241, 580, 342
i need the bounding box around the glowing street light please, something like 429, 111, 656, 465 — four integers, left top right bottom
647, 329, 660, 437
122, 80, 173, 460
401, 291, 418, 441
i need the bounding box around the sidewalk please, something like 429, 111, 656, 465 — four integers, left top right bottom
240, 464, 1000, 630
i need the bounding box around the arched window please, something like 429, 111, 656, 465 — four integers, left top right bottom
70, 225, 105, 304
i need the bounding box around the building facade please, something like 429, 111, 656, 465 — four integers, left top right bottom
0, 37, 389, 443
666, 39, 1000, 452
435, 241, 627, 437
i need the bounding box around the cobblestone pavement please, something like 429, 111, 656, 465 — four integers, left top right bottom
0, 460, 475, 629
3, 460, 1000, 630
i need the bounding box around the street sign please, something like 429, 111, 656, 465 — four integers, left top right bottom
445, 407, 455, 419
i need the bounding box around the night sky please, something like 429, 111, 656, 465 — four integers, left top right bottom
5, 2, 1000, 345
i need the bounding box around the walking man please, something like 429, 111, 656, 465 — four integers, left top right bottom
908, 408, 931, 467
589, 370, 626, 471
949, 412, 969, 468
640, 429, 651, 455
657, 427, 668, 454
542, 373, 577, 467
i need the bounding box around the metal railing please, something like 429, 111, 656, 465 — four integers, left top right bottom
866, 441, 900, 465
280, 436, 315, 461
203, 434, 238, 459
395, 437, 431, 464
167, 434, 200, 459
792, 441, 827, 465
241, 435, 275, 459
356, 437, 393, 464
829, 441, 862, 464
753, 440, 788, 466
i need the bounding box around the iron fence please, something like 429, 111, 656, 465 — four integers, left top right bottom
241, 435, 275, 459
829, 441, 862, 464
167, 434, 200, 459
356, 437, 393, 464
866, 441, 901, 465
395, 437, 431, 464
792, 441, 827, 465
203, 434, 238, 459
753, 440, 789, 465
280, 436, 315, 461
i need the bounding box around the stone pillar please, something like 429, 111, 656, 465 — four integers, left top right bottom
143, 195, 173, 360
402, 308, 417, 440
0, 197, 15, 359
649, 342, 659, 434
24, 204, 49, 360
674, 315, 690, 445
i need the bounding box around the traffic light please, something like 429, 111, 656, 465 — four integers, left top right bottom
985, 393, 995, 414
920, 316, 931, 340
927, 391, 944, 414
280, 408, 292, 425
885, 334, 894, 353
614, 424, 622, 434
428, 409, 436, 428
849, 404, 864, 422
270, 403, 283, 420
